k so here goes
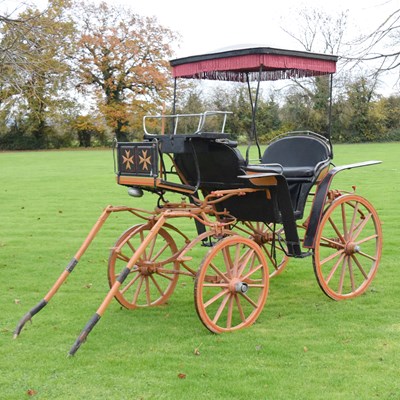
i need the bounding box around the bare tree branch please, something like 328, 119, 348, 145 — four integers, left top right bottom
346, 8, 400, 79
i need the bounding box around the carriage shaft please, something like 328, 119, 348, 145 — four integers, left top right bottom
14, 205, 119, 338
69, 215, 167, 355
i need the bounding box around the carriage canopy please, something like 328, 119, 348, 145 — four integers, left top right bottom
170, 46, 338, 82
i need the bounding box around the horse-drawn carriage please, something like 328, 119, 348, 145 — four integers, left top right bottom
14, 46, 382, 355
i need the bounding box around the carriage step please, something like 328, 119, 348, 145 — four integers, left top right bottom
293, 251, 312, 259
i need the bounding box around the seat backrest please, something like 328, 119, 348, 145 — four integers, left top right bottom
261, 134, 331, 220
174, 139, 247, 190
262, 134, 331, 168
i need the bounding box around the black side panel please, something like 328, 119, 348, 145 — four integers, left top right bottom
117, 142, 158, 177
213, 189, 281, 223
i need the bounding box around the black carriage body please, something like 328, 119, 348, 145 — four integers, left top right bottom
116, 134, 282, 223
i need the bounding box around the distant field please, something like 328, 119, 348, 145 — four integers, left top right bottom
0, 142, 399, 399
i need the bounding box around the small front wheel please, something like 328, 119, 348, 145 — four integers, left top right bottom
194, 236, 269, 333
313, 194, 382, 300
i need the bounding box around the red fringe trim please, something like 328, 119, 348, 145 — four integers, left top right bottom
172, 54, 336, 81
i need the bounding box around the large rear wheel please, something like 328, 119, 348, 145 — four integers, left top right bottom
247, 222, 289, 278
238, 221, 289, 278
313, 194, 382, 300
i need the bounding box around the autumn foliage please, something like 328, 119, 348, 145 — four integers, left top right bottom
1, 1, 400, 149
73, 1, 176, 141
0, 0, 176, 148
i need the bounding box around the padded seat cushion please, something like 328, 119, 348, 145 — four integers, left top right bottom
281, 166, 315, 177
245, 164, 283, 174
246, 164, 314, 178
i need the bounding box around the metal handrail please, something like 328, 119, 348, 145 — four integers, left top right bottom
143, 110, 232, 136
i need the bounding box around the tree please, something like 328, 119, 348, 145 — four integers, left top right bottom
280, 88, 311, 131
73, 113, 107, 147
281, 8, 348, 54
280, 8, 349, 137
340, 76, 384, 142
256, 96, 282, 138
0, 0, 75, 148
72, 1, 177, 141
351, 9, 400, 79
226, 86, 254, 140
381, 95, 400, 130
0, 2, 46, 74
174, 85, 205, 134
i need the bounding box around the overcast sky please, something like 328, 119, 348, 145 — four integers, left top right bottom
95, 0, 400, 94
2, 0, 397, 56
2, 0, 398, 93
128, 0, 397, 58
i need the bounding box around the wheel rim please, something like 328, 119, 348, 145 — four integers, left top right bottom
249, 222, 289, 278
108, 224, 179, 309
313, 194, 382, 300
194, 236, 269, 333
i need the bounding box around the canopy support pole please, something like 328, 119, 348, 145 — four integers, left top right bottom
245, 66, 262, 164
170, 77, 178, 135
327, 73, 334, 158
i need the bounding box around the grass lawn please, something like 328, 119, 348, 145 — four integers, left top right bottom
0, 142, 399, 399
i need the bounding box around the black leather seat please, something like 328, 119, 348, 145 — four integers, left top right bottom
259, 133, 332, 220
261, 134, 331, 181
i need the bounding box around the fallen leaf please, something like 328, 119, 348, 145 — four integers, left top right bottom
83, 283, 92, 289
14, 299, 20, 305
27, 389, 37, 396
194, 343, 202, 356
303, 346, 308, 353
178, 373, 186, 379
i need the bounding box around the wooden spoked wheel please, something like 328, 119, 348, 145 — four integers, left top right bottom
247, 222, 289, 278
313, 194, 382, 300
194, 235, 269, 333
108, 224, 180, 309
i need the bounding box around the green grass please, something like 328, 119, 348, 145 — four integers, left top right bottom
0, 143, 399, 399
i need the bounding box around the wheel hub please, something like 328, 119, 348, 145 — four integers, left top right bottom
253, 231, 273, 245
234, 281, 249, 294
345, 242, 361, 255
139, 261, 156, 275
